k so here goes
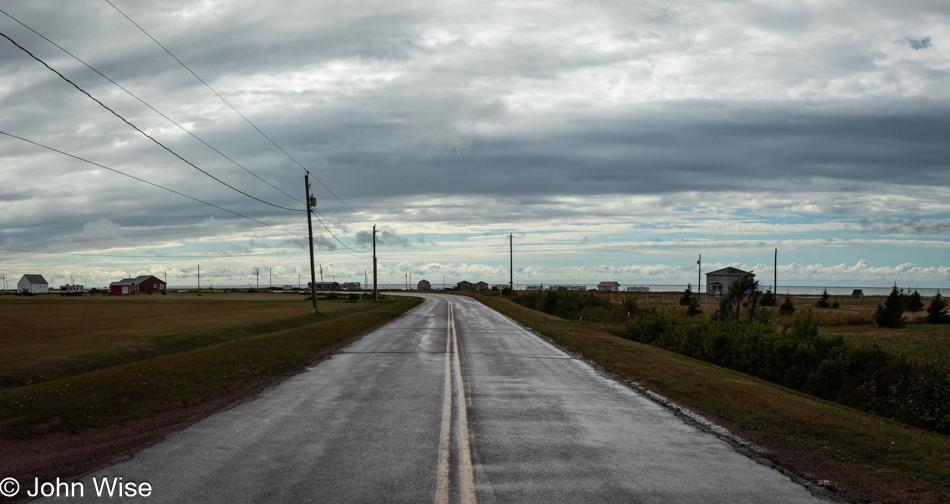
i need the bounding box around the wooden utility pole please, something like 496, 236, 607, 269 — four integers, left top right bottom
305, 173, 318, 315
774, 248, 778, 294
509, 233, 513, 294
697, 254, 701, 303
373, 224, 379, 303
197, 264, 200, 291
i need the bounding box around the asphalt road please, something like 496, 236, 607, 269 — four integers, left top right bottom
30, 294, 831, 503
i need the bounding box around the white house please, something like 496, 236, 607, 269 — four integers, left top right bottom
17, 274, 49, 294
705, 267, 750, 296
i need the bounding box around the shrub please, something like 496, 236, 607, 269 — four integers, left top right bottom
760, 290, 777, 307
512, 288, 623, 322
876, 285, 906, 328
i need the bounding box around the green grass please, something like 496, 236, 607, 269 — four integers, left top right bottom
0, 293, 422, 439
472, 294, 950, 495
822, 323, 950, 366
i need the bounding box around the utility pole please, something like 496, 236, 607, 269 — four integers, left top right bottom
373, 224, 379, 303
198, 264, 200, 291
509, 233, 514, 292
365, 270, 367, 290
320, 265, 324, 290
256, 268, 259, 289
305, 173, 318, 315
774, 248, 778, 294
697, 254, 702, 303
269, 267, 272, 289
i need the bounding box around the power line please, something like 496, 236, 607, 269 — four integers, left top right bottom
104, 0, 372, 223
0, 130, 308, 239
0, 31, 306, 213
311, 210, 372, 254
0, 7, 305, 208
0, 246, 304, 260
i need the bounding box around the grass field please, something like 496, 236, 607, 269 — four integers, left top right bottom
0, 292, 422, 439
471, 292, 950, 501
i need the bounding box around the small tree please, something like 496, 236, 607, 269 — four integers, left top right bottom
679, 284, 694, 306
876, 285, 906, 328
760, 289, 777, 307
816, 288, 831, 308
779, 295, 795, 316
831, 299, 840, 309
905, 289, 924, 312
926, 292, 950, 324
717, 272, 759, 321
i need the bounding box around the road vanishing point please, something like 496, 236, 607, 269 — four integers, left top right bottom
35, 294, 833, 503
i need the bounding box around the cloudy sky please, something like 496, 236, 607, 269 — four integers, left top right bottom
1, 0, 949, 289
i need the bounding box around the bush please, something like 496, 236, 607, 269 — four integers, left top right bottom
876, 285, 906, 328
760, 290, 777, 307
512, 288, 625, 323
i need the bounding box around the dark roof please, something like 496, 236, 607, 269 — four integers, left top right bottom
110, 278, 136, 286
133, 275, 164, 285
21, 274, 48, 284
706, 267, 750, 276
597, 281, 620, 287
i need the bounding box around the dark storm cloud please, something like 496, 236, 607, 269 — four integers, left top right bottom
907, 37, 932, 49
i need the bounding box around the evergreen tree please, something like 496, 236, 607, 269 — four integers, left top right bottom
779, 295, 795, 316
876, 285, 906, 328
816, 288, 831, 308
905, 289, 924, 312
831, 299, 840, 309
760, 289, 777, 307
679, 284, 694, 306
926, 292, 950, 324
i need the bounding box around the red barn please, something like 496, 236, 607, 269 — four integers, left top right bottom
133, 275, 166, 294
109, 275, 165, 295
109, 278, 137, 295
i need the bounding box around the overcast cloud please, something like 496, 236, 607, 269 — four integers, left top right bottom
1, 0, 949, 288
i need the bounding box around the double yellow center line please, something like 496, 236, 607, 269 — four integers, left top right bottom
436, 300, 477, 504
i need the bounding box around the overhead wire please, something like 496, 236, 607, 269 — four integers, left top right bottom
0, 31, 306, 213
0, 246, 304, 259
311, 209, 372, 254
0, 7, 305, 208
0, 130, 308, 239
104, 0, 373, 224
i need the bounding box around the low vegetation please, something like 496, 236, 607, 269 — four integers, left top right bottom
0, 293, 421, 439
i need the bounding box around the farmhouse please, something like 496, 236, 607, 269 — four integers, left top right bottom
705, 267, 750, 296
17, 274, 49, 294
417, 279, 431, 290
475, 281, 490, 290
456, 280, 477, 290
597, 281, 621, 292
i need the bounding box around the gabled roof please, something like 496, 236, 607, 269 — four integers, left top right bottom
132, 275, 164, 285
597, 281, 620, 287
110, 278, 136, 286
706, 267, 750, 276
21, 274, 48, 285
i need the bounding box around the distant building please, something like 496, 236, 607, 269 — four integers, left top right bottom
475, 281, 490, 290
282, 285, 294, 290
109, 278, 137, 295
625, 286, 650, 292
524, 285, 543, 291
705, 267, 750, 296
456, 280, 477, 290
548, 285, 587, 291
308, 281, 340, 291
133, 275, 166, 294
417, 279, 431, 290
597, 281, 621, 292
342, 282, 361, 291
852, 289, 864, 299
17, 274, 48, 294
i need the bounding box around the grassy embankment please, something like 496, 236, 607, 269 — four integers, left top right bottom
471, 291, 950, 499
0, 292, 422, 439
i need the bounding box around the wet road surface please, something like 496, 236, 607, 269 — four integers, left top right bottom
32, 294, 831, 503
